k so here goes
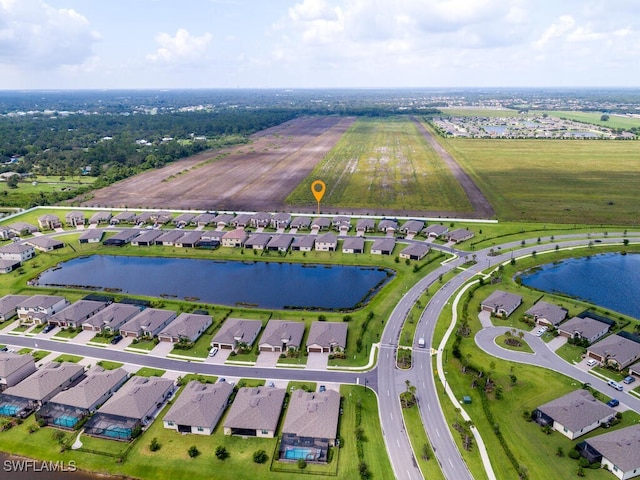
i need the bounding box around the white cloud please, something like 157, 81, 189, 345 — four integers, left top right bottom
146, 28, 213, 64
0, 0, 100, 69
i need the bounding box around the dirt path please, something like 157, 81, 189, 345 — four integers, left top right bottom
411, 116, 495, 218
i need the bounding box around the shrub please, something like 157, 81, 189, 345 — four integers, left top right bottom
252, 449, 268, 464
188, 446, 200, 458
297, 459, 307, 469
215, 446, 228, 460
568, 449, 580, 459
149, 437, 160, 452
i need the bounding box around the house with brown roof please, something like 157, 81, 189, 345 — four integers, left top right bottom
65, 211, 86, 227
370, 237, 395, 255
119, 308, 177, 339
258, 320, 305, 352
587, 334, 640, 371
342, 237, 364, 254
480, 290, 522, 318
524, 301, 568, 327
157, 312, 212, 343
580, 424, 640, 479
38, 214, 62, 230
221, 228, 248, 248
315, 232, 337, 251
533, 389, 616, 440
211, 318, 262, 351
223, 386, 286, 438
164, 380, 233, 435
307, 322, 347, 353
558, 316, 611, 344
0, 352, 36, 391
399, 243, 430, 260
47, 300, 107, 328
82, 303, 142, 333
280, 389, 341, 462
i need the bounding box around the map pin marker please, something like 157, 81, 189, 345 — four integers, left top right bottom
311, 180, 326, 214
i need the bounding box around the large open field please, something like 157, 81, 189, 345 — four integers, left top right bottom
435, 132, 640, 224
541, 110, 640, 130
81, 116, 355, 211
286, 117, 474, 215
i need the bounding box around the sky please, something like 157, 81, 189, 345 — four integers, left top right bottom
0, 0, 638, 90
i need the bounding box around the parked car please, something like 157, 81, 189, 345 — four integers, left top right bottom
42, 323, 55, 334
110, 335, 123, 344
607, 380, 624, 391
0, 346, 7, 352
208, 347, 218, 357
623, 376, 635, 384
607, 398, 620, 407
586, 359, 598, 367
319, 385, 326, 392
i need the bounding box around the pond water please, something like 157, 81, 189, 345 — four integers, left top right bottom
520, 253, 640, 319
36, 255, 392, 310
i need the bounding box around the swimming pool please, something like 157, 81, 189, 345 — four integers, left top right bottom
103, 426, 132, 440
283, 447, 320, 461
0, 404, 21, 416
53, 414, 80, 428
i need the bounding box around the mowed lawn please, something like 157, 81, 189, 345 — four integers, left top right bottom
439, 136, 640, 224
286, 117, 472, 212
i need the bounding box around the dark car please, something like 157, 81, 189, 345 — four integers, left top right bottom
42, 324, 55, 334
607, 398, 620, 408
110, 335, 123, 344
0, 346, 7, 352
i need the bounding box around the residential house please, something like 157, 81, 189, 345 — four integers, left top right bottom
172, 213, 196, 227
370, 237, 395, 255
0, 227, 11, 240
36, 367, 128, 429
133, 212, 153, 225
175, 231, 203, 248
342, 237, 364, 254
480, 290, 523, 318
84, 376, 175, 441
447, 229, 475, 243
157, 312, 212, 343
399, 243, 430, 260
223, 387, 286, 438
307, 322, 347, 353
110, 211, 136, 224
0, 352, 36, 391
221, 228, 248, 248
251, 212, 272, 228
400, 220, 425, 236
356, 218, 376, 234
212, 213, 234, 228
423, 224, 449, 239
193, 212, 217, 227
315, 232, 337, 252
291, 236, 315, 252
0, 243, 35, 262
332, 216, 351, 233
25, 236, 64, 252
533, 390, 616, 440
163, 381, 233, 435
150, 211, 172, 225
38, 214, 62, 230
119, 308, 177, 339
0, 295, 31, 322
0, 259, 20, 274
271, 213, 292, 229
290, 217, 311, 230
558, 316, 611, 344
266, 235, 293, 252
580, 424, 640, 480
231, 213, 253, 228
524, 301, 568, 327
311, 217, 331, 231
82, 303, 142, 333
89, 211, 112, 225
629, 361, 640, 379
16, 295, 69, 324
244, 233, 272, 250
65, 211, 86, 227
79, 229, 104, 244
131, 230, 163, 246
154, 230, 185, 246
7, 222, 38, 236
587, 334, 640, 371
211, 318, 262, 351
378, 219, 398, 234
198, 231, 224, 248
258, 320, 305, 352
47, 300, 107, 328
280, 389, 341, 462
103, 229, 140, 246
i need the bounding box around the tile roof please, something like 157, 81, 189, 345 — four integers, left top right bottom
283, 389, 340, 440
481, 290, 522, 313
524, 301, 567, 325
586, 424, 640, 473
212, 318, 262, 346
49, 367, 128, 409
307, 322, 348, 349
588, 334, 640, 368
83, 303, 142, 329
0, 352, 35, 378
48, 300, 106, 324
224, 387, 286, 431
158, 312, 212, 340
3, 362, 84, 402
97, 376, 174, 419
164, 380, 233, 428
259, 320, 305, 350
537, 390, 615, 433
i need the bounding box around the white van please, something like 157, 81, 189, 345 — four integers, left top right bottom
608, 380, 624, 391
418, 337, 426, 348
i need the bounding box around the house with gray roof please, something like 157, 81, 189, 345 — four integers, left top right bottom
131, 229, 163, 246
79, 229, 104, 243
280, 389, 341, 462
629, 361, 640, 379
356, 218, 376, 234
8, 222, 38, 236
231, 213, 253, 228
211, 318, 262, 351
26, 236, 64, 252
65, 211, 86, 227
119, 308, 177, 339
158, 312, 212, 343
0, 243, 35, 262
223, 386, 286, 438
447, 228, 475, 243
0, 352, 36, 391
400, 219, 425, 235
480, 290, 523, 318
423, 224, 449, 239
315, 232, 337, 251
0, 294, 31, 322
38, 214, 62, 230
150, 211, 172, 224
581, 424, 640, 479
175, 231, 202, 248
311, 217, 331, 231
271, 213, 292, 229
245, 233, 272, 250
163, 380, 233, 435
154, 230, 185, 246
307, 322, 347, 353
198, 230, 224, 248
524, 301, 568, 327
84, 376, 175, 441
371, 237, 395, 255
399, 243, 430, 260
251, 212, 272, 228
212, 213, 234, 228
378, 219, 398, 233
332, 216, 351, 233
259, 320, 305, 352
89, 211, 112, 225
133, 212, 153, 224
37, 367, 128, 429
193, 212, 217, 227
558, 316, 611, 345
103, 229, 140, 246
342, 237, 364, 254
290, 217, 311, 230
266, 235, 293, 252
82, 303, 142, 333
291, 235, 315, 252
172, 213, 195, 227
0, 259, 20, 274
587, 334, 640, 371
17, 295, 69, 324
533, 389, 616, 440
110, 211, 136, 224
221, 228, 248, 248
47, 300, 107, 328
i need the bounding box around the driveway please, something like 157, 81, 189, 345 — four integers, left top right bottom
66, 330, 96, 345
478, 310, 493, 328
546, 335, 567, 352
150, 341, 175, 357
255, 351, 280, 367
306, 352, 329, 370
